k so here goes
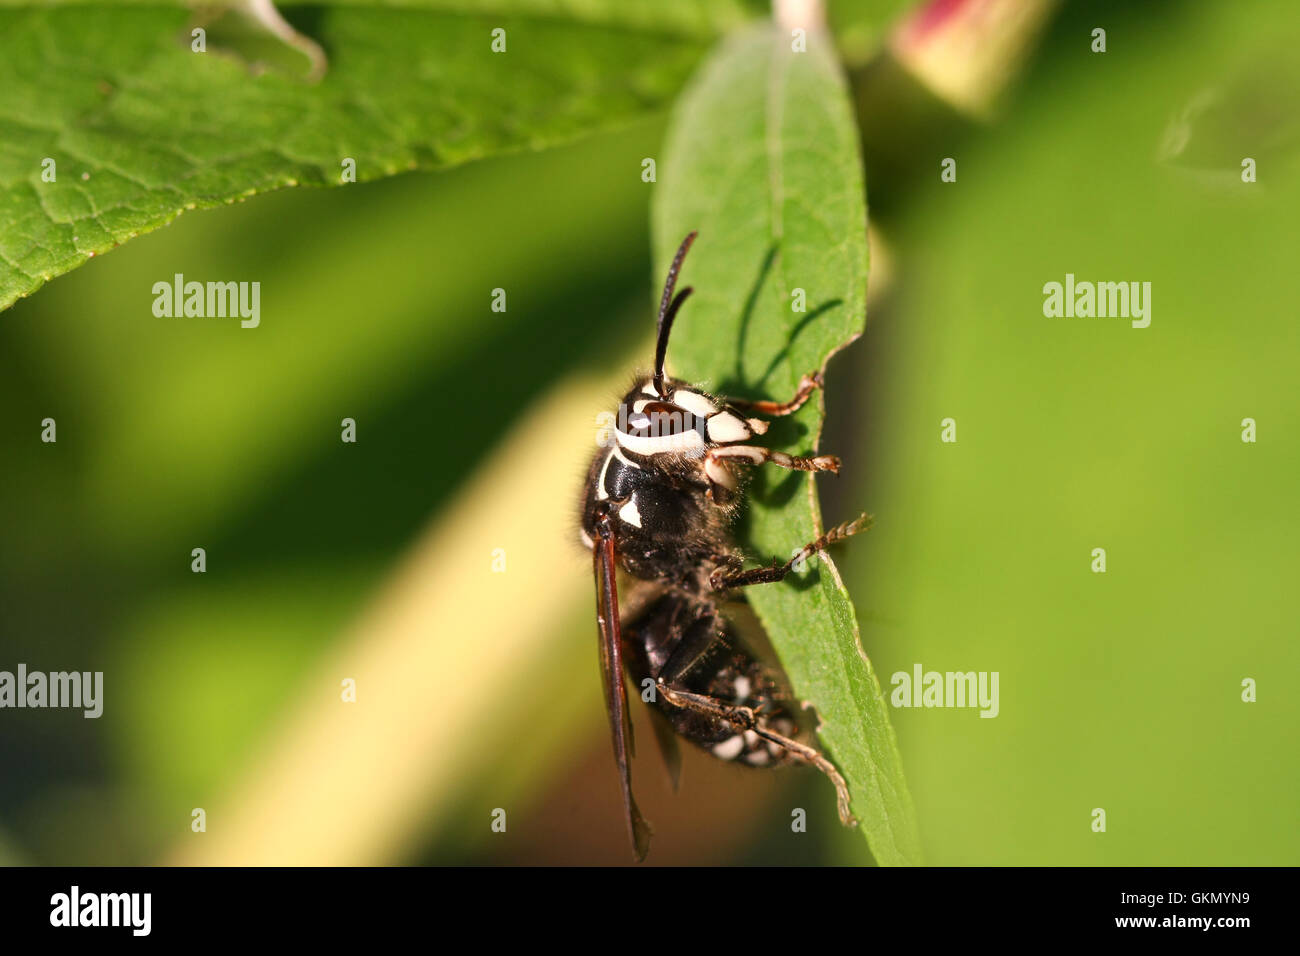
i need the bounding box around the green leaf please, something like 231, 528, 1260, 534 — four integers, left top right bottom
652, 23, 921, 865
0, 0, 761, 37
0, 1, 755, 310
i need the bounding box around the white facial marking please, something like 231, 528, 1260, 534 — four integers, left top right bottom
612, 445, 640, 469
711, 735, 745, 760
632, 399, 650, 413
617, 496, 642, 528
579, 529, 593, 549
616, 427, 705, 457
707, 411, 751, 443
671, 388, 718, 418
733, 676, 752, 701
746, 749, 771, 766
641, 382, 659, 397
743, 729, 761, 748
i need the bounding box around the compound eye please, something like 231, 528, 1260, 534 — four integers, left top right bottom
626, 401, 700, 437
617, 401, 708, 457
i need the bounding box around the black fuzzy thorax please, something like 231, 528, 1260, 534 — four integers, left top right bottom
579, 375, 748, 596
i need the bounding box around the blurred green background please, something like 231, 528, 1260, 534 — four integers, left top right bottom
1, 0, 1296, 865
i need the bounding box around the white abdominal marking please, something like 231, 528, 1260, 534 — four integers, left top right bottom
711, 735, 745, 760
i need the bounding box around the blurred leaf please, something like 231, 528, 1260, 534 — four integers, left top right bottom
2, 118, 668, 864
2, 118, 663, 562
166, 374, 614, 865
0, 1, 749, 309
113, 567, 375, 836
850, 0, 1300, 864
827, 0, 914, 66
652, 24, 921, 865
0, 0, 763, 36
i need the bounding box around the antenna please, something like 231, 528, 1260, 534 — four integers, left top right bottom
653, 231, 697, 395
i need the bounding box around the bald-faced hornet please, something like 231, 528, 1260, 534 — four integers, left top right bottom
581, 231, 868, 860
